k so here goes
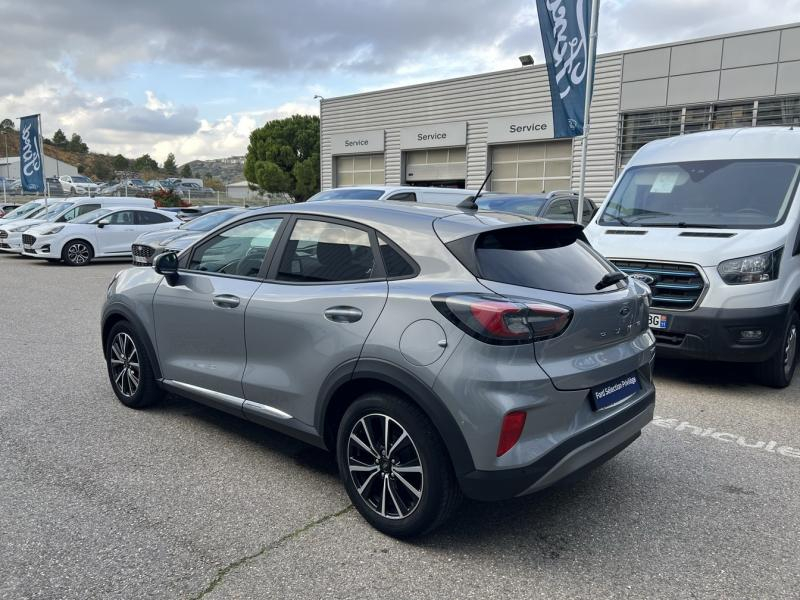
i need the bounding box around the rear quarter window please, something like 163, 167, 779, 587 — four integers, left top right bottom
449, 225, 622, 295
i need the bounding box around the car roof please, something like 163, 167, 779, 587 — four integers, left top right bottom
247, 199, 541, 240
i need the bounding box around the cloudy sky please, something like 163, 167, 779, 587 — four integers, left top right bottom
1, 0, 798, 165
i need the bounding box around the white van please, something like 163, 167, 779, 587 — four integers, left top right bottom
586, 127, 800, 387
0, 197, 155, 254
308, 185, 477, 205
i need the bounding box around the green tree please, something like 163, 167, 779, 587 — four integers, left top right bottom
163, 152, 178, 175
111, 154, 129, 171
92, 158, 114, 180
133, 153, 158, 172
243, 114, 320, 201
180, 164, 192, 178
67, 133, 88, 153
0, 118, 13, 130
52, 129, 68, 147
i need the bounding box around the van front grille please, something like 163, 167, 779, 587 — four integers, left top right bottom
612, 260, 705, 311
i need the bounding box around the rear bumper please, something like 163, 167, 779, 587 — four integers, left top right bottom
653, 305, 787, 362
458, 389, 655, 501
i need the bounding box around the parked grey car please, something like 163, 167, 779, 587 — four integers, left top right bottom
131, 207, 246, 265
101, 201, 656, 537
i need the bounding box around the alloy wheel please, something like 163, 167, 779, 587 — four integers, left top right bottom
347, 413, 424, 520
110, 332, 140, 397
67, 243, 90, 265
784, 324, 797, 378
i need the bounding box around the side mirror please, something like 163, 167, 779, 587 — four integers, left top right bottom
153, 251, 179, 285
96, 218, 110, 228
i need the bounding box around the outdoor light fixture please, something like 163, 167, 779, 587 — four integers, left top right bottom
313, 94, 325, 101
519, 55, 534, 66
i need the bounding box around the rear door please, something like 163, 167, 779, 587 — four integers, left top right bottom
444, 222, 652, 390
242, 216, 388, 426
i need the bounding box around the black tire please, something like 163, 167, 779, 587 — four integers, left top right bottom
62, 239, 93, 266
105, 321, 162, 409
336, 392, 462, 538
756, 311, 799, 388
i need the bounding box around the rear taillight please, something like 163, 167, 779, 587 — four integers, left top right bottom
497, 411, 527, 456
431, 293, 572, 345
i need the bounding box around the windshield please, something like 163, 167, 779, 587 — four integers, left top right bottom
308, 189, 384, 201
600, 160, 800, 229
37, 202, 74, 221
3, 202, 44, 219
71, 208, 113, 224
476, 196, 547, 217
72, 176, 92, 183
180, 209, 242, 231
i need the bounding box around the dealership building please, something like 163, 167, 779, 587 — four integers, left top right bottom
319, 22, 800, 199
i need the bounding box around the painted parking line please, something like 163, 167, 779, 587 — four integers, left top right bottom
652, 416, 800, 460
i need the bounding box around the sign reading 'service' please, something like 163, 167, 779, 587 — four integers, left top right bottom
487, 112, 555, 143
399, 122, 466, 150
331, 130, 385, 155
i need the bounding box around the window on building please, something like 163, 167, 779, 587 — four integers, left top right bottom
618, 109, 682, 165
756, 98, 800, 127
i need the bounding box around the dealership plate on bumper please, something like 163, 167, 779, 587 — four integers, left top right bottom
590, 372, 641, 411
649, 312, 668, 329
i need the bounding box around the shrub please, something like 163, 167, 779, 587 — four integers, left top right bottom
152, 189, 184, 207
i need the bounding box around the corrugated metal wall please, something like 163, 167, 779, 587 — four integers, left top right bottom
320, 55, 623, 196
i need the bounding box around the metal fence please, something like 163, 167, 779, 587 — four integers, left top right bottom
0, 185, 294, 208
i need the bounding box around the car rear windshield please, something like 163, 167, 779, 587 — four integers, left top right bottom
308, 189, 384, 201
599, 159, 800, 229
476, 196, 547, 216
181, 210, 242, 231
448, 225, 620, 295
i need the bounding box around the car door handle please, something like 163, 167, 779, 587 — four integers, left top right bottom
324, 306, 363, 323
213, 294, 240, 309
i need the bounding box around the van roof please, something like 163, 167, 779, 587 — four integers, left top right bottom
629, 126, 800, 167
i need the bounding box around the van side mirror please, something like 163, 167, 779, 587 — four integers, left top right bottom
153, 251, 179, 285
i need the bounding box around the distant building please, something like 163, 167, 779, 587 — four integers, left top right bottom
226, 180, 259, 201
1, 155, 79, 179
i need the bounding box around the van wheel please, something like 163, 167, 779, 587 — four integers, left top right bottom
756, 311, 799, 388
336, 392, 461, 538
62, 240, 93, 266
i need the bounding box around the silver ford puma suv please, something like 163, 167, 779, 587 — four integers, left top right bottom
101, 200, 656, 537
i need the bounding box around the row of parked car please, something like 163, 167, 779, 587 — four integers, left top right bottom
0, 175, 214, 199
5, 126, 799, 538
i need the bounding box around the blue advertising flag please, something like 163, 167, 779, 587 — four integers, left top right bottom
19, 114, 45, 193
536, 0, 594, 138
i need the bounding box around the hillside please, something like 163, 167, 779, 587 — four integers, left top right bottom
183, 157, 245, 184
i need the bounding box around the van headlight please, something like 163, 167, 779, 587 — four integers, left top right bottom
718, 248, 782, 284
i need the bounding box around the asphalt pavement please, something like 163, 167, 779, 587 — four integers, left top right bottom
1, 254, 798, 599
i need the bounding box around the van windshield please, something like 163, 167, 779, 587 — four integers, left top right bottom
599, 160, 800, 229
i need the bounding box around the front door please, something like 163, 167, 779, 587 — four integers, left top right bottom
242, 217, 388, 426
153, 216, 285, 398
94, 209, 140, 254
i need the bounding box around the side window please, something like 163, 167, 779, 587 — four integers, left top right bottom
378, 235, 416, 278
582, 199, 595, 224
136, 211, 172, 225
106, 210, 136, 225
188, 218, 282, 278
543, 199, 576, 221
386, 192, 417, 202
60, 204, 100, 222
277, 219, 376, 283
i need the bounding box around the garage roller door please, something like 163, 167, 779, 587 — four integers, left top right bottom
490, 140, 573, 193
335, 153, 385, 187
404, 148, 466, 183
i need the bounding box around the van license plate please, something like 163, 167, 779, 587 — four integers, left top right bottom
649, 313, 668, 329
591, 373, 641, 411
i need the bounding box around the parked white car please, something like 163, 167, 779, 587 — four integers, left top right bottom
59, 175, 101, 195
0, 197, 155, 254
0, 199, 49, 226
308, 185, 477, 205
22, 207, 181, 265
